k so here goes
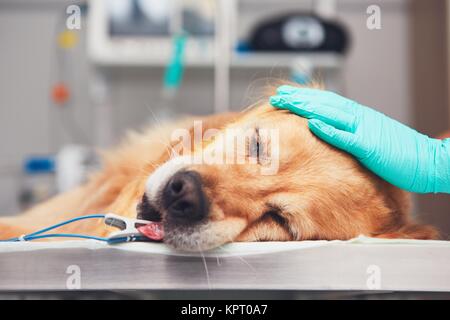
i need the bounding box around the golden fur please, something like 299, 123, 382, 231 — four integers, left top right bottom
0, 85, 438, 250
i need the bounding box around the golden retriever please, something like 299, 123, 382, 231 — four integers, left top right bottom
0, 85, 438, 251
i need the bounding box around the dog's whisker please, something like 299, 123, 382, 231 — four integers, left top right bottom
146, 106, 164, 127
218, 243, 256, 274
147, 139, 176, 158
199, 247, 212, 290
157, 141, 178, 159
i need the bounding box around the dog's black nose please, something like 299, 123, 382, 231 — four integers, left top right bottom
162, 171, 208, 224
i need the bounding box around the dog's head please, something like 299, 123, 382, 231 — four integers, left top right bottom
136, 96, 431, 251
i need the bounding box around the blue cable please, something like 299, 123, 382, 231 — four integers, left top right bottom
0, 214, 108, 243
26, 214, 106, 237
8, 233, 109, 242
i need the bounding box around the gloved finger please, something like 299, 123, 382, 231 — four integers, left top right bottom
286, 93, 356, 114
308, 119, 367, 158
277, 86, 340, 99
270, 97, 356, 132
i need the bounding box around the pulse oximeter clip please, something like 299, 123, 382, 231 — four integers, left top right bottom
104, 213, 155, 244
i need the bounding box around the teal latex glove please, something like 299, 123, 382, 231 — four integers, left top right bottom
270, 85, 450, 194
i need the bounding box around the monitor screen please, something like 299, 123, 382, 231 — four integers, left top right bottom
108, 0, 215, 37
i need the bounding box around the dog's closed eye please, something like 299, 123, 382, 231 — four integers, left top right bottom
248, 127, 262, 160
248, 127, 272, 165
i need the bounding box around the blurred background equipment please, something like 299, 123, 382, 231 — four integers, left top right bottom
56, 144, 99, 193
87, 0, 345, 142
0, 0, 448, 237
19, 156, 56, 211
248, 13, 348, 53
18, 146, 98, 210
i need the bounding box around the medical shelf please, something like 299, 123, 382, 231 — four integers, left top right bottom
91, 51, 343, 70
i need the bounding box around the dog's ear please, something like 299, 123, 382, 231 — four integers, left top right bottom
374, 223, 440, 240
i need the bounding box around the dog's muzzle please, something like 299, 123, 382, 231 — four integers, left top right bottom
161, 170, 209, 225
138, 170, 209, 227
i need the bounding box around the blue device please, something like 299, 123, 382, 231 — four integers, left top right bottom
0, 214, 152, 245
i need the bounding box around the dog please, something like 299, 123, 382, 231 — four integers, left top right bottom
0, 85, 438, 251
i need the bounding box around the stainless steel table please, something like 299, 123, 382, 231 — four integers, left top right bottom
0, 237, 449, 298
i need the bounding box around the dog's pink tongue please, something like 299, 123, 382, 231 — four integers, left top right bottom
138, 222, 164, 241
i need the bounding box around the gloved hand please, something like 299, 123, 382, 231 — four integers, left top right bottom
270, 85, 450, 194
